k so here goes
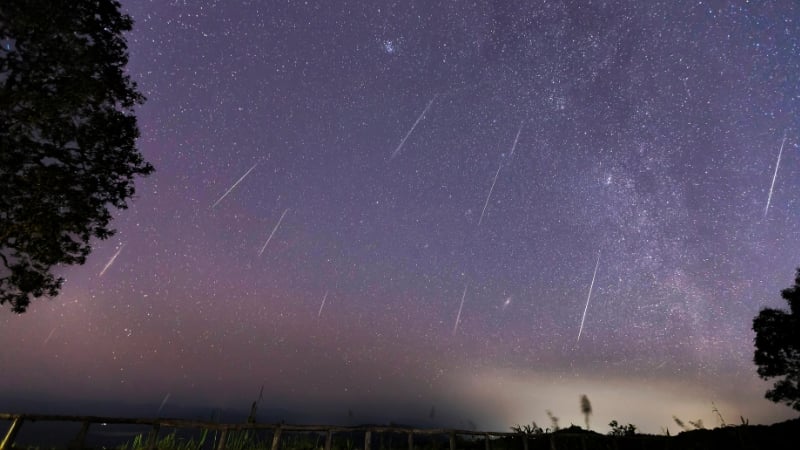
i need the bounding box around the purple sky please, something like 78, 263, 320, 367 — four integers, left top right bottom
2, 0, 800, 433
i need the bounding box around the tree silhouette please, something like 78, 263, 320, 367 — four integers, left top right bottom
753, 268, 800, 411
545, 410, 559, 431
0, 0, 153, 312
580, 394, 592, 430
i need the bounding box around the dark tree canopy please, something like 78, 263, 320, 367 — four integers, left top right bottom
0, 0, 153, 313
753, 268, 800, 411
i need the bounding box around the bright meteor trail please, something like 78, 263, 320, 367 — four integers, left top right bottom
478, 163, 502, 226
478, 126, 523, 226
764, 131, 787, 217
452, 284, 468, 335
99, 244, 124, 277
258, 209, 289, 257
576, 251, 601, 345
509, 123, 523, 158
390, 95, 437, 160
211, 163, 258, 208
318, 291, 328, 317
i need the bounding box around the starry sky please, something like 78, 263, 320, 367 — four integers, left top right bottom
2, 0, 800, 434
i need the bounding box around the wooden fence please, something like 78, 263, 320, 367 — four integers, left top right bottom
0, 413, 537, 450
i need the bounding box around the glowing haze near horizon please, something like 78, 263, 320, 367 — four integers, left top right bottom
2, 0, 800, 433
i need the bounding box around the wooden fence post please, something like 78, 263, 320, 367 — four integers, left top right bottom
449, 431, 456, 450
146, 423, 161, 450
364, 430, 372, 450
271, 426, 283, 450
325, 429, 333, 450
215, 428, 228, 450
484, 433, 490, 450
549, 434, 557, 450
0, 417, 24, 450
522, 435, 528, 450
68, 421, 91, 449
407, 431, 414, 450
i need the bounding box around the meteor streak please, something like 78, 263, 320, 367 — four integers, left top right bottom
318, 291, 328, 317
43, 328, 56, 345
478, 125, 524, 225
211, 163, 258, 208
157, 393, 171, 416
452, 284, 468, 335
99, 244, 124, 277
576, 251, 601, 345
478, 163, 502, 226
390, 95, 437, 160
258, 209, 289, 256
764, 131, 788, 217
509, 123, 523, 158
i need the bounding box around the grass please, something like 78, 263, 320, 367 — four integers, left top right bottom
114, 430, 360, 450
116, 429, 211, 450
114, 429, 289, 450
110, 430, 490, 450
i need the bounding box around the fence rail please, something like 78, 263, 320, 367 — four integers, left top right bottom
0, 412, 534, 450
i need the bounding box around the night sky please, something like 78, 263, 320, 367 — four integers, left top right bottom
2, 0, 800, 434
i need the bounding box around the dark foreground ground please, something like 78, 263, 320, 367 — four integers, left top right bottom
1, 416, 798, 449
481, 419, 800, 450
